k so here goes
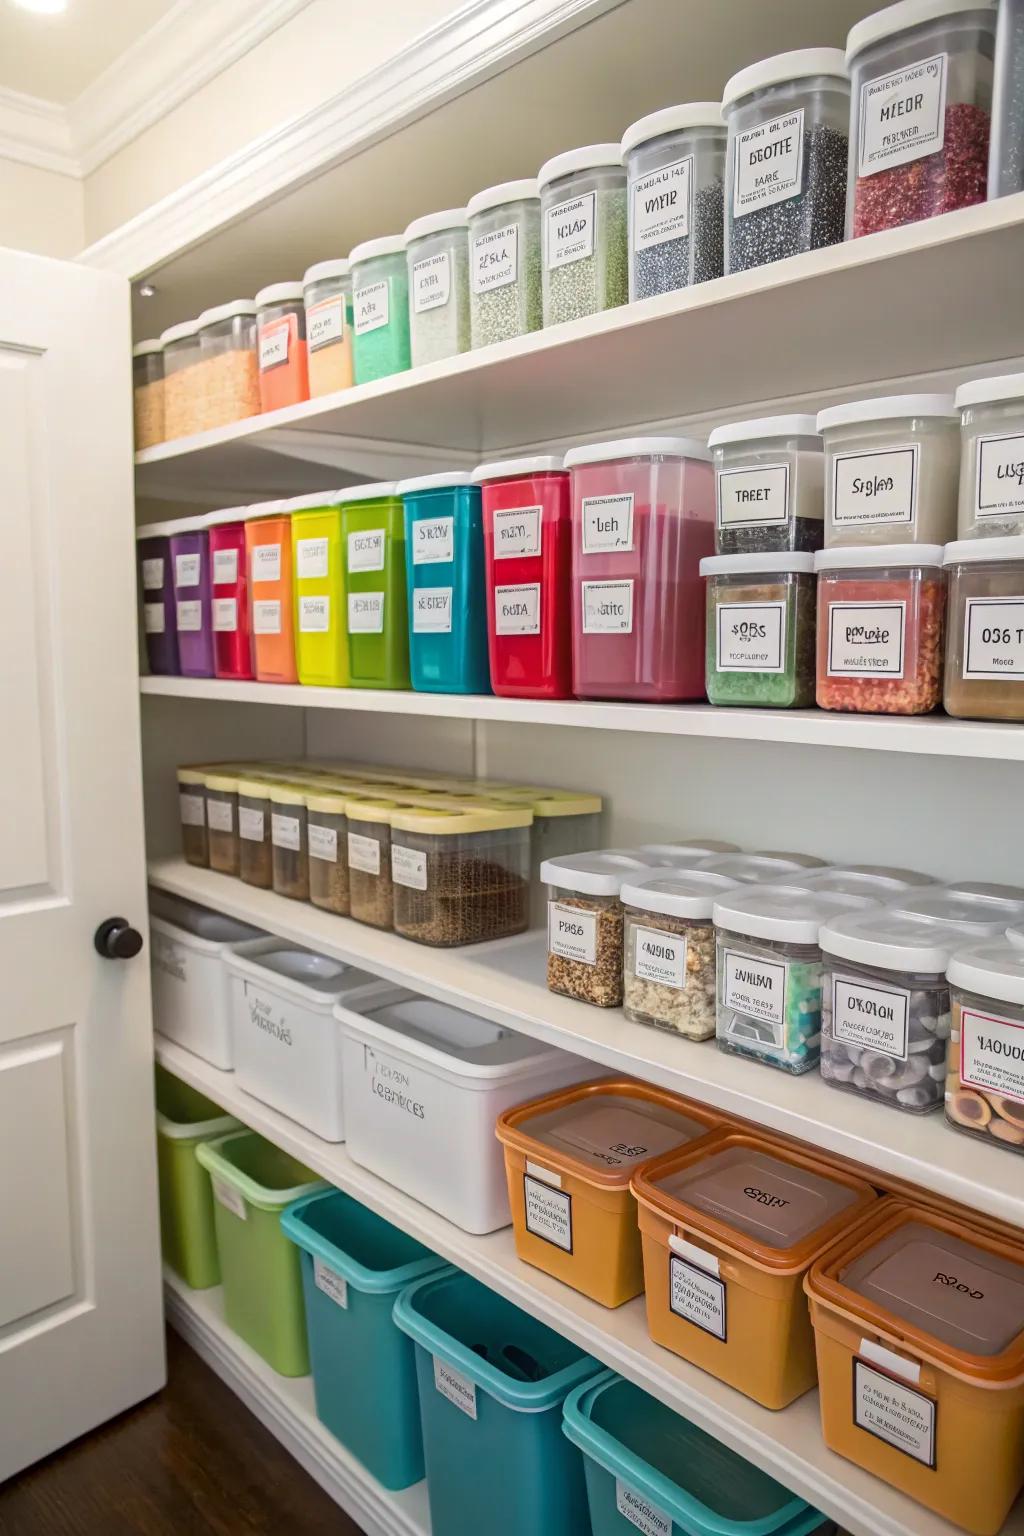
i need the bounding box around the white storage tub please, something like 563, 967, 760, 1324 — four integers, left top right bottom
226, 938, 377, 1141
149, 890, 264, 1069
335, 984, 592, 1233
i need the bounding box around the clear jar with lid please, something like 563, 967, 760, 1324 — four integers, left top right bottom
622, 870, 740, 1039
788, 864, 936, 898
944, 537, 1024, 718
346, 799, 398, 929
203, 773, 239, 875
404, 209, 470, 367
544, 851, 662, 1007
350, 236, 411, 385
132, 339, 164, 449
196, 300, 260, 430
303, 259, 353, 398
696, 851, 826, 883
305, 791, 351, 915
818, 395, 959, 546
723, 49, 850, 273
889, 882, 1024, 929
989, 0, 1024, 196
947, 937, 1024, 1152
270, 784, 308, 901
701, 552, 817, 708
177, 767, 208, 867
636, 839, 739, 865
954, 373, 1024, 536
466, 179, 542, 348
255, 282, 309, 411
237, 776, 274, 888
709, 415, 824, 554
390, 805, 531, 946
537, 146, 628, 326
160, 319, 201, 439
620, 103, 726, 299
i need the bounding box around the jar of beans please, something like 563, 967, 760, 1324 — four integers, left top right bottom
350, 236, 411, 385
954, 373, 1024, 536
303, 259, 353, 398
255, 282, 309, 412
196, 300, 260, 430
620, 102, 726, 299
814, 544, 945, 714
466, 179, 542, 347
946, 936, 1024, 1153
701, 551, 817, 708
160, 318, 201, 439
845, 0, 996, 238
944, 537, 1024, 719
537, 145, 628, 326
390, 805, 531, 947
346, 798, 398, 929
543, 851, 662, 1007
622, 870, 740, 1040
237, 776, 274, 889
709, 414, 824, 555
177, 767, 208, 867
305, 791, 351, 915
818, 394, 959, 546
404, 208, 471, 367
132, 339, 164, 449
723, 48, 850, 274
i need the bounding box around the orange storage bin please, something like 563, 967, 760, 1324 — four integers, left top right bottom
632, 1132, 876, 1409
245, 504, 297, 683
495, 1079, 724, 1309
806, 1201, 1024, 1536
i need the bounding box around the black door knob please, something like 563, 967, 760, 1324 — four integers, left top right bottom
94, 917, 144, 960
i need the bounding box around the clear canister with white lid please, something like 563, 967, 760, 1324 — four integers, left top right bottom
350, 236, 410, 385
788, 864, 936, 899
303, 259, 353, 397
404, 209, 470, 367
620, 103, 726, 299
622, 870, 741, 1039
635, 838, 739, 866
695, 851, 827, 884
196, 299, 260, 430
946, 936, 1024, 1152
890, 884, 1024, 930
943, 536, 1024, 719
160, 318, 201, 439
709, 415, 824, 555
466, 179, 542, 348
990, 0, 1024, 196
955, 373, 1024, 536
132, 339, 164, 449
543, 850, 663, 1008
817, 394, 959, 546
537, 146, 628, 327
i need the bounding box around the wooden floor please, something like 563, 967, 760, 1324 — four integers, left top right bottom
0, 1331, 366, 1536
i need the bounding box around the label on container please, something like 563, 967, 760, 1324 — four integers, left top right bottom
961, 597, 1024, 680
733, 107, 804, 217
212, 1178, 247, 1221
715, 599, 786, 673
175, 552, 201, 588
581, 578, 633, 634
348, 591, 385, 634
354, 280, 389, 335
412, 250, 451, 312
548, 901, 597, 965
347, 528, 386, 572
207, 798, 233, 833
299, 594, 330, 632
348, 832, 381, 874
494, 582, 541, 635
258, 314, 292, 370
826, 600, 907, 677
492, 504, 542, 558
669, 1253, 727, 1341
523, 1174, 573, 1251
853, 1360, 936, 1468
271, 812, 301, 850
723, 948, 786, 1027
831, 975, 910, 1060
253, 599, 281, 634
716, 463, 790, 528
433, 1356, 477, 1419
546, 190, 595, 269
242, 980, 293, 1048
615, 1481, 671, 1536
143, 603, 165, 634
152, 932, 187, 986
296, 536, 329, 579
634, 926, 686, 988
975, 432, 1024, 518
239, 806, 265, 842
308, 823, 338, 862
213, 548, 238, 585
631, 154, 692, 251
313, 1256, 348, 1308
307, 296, 344, 352
364, 1043, 433, 1123
832, 445, 919, 528
411, 515, 454, 565
857, 53, 947, 178
252, 542, 282, 582
391, 844, 428, 889
176, 599, 202, 632
179, 791, 205, 827
212, 597, 237, 632
472, 222, 518, 293
581, 492, 634, 553
961, 1006, 1024, 1103
413, 587, 453, 633
142, 557, 164, 590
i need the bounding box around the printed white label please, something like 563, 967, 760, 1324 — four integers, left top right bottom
832, 975, 910, 1060
669, 1254, 727, 1341
347, 528, 386, 572
143, 603, 165, 634
634, 926, 686, 989
348, 591, 385, 634
213, 1178, 246, 1221
717, 463, 790, 529
827, 601, 906, 677
861, 1338, 921, 1385
858, 53, 947, 177
631, 155, 692, 252
975, 433, 1024, 519
212, 597, 237, 632
179, 791, 205, 827
494, 582, 541, 635
252, 599, 281, 634
239, 806, 265, 842
411, 515, 454, 565
524, 1174, 573, 1251
961, 1006, 1024, 1104
258, 318, 290, 369
354, 280, 389, 335
175, 551, 200, 588
546, 190, 595, 270
724, 949, 786, 1027
313, 1256, 348, 1307
582, 579, 633, 634
493, 504, 542, 559
207, 799, 233, 833
433, 1357, 477, 1419
582, 493, 634, 553
213, 548, 238, 585
299, 595, 330, 633
176, 600, 202, 632
413, 587, 453, 633
854, 1360, 936, 1468
297, 536, 329, 579
307, 296, 344, 352
962, 597, 1024, 680
308, 823, 338, 862
252, 542, 282, 583
348, 831, 381, 874
392, 844, 428, 890
832, 445, 919, 528
142, 556, 164, 590
413, 250, 451, 313
472, 222, 518, 294
548, 901, 597, 965
733, 107, 804, 216
271, 812, 300, 850
715, 600, 786, 673
616, 1481, 671, 1536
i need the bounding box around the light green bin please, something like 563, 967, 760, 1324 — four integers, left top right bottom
155, 1066, 239, 1291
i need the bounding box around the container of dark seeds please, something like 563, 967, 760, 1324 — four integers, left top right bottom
389, 804, 532, 947
723, 48, 850, 273
708, 413, 824, 554
621, 102, 726, 299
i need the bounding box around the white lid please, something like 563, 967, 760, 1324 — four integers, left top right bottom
564, 436, 711, 468
713, 884, 877, 945
202, 507, 247, 528
396, 472, 476, 494
254, 281, 304, 306
701, 552, 816, 576
136, 520, 177, 539
695, 852, 824, 883
198, 298, 257, 326
349, 235, 405, 264
541, 850, 662, 896
620, 103, 725, 157
708, 414, 820, 449
816, 394, 957, 431
947, 936, 1024, 1006
847, 0, 997, 65
636, 838, 740, 862
820, 907, 991, 972
472, 455, 565, 481
949, 881, 1024, 901
338, 481, 399, 502
794, 864, 936, 897
404, 208, 468, 242
466, 178, 539, 217
815, 543, 944, 571
755, 849, 828, 868
132, 338, 163, 357
955, 373, 1024, 409
159, 319, 200, 345
341, 987, 563, 1082
723, 48, 849, 109
277, 489, 346, 513
303, 258, 350, 285
226, 937, 374, 1007
944, 536, 1024, 566
621, 870, 741, 919
537, 143, 625, 187
893, 886, 1024, 931
165, 513, 210, 534
244, 496, 284, 518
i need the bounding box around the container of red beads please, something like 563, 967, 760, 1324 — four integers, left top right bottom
845, 0, 997, 238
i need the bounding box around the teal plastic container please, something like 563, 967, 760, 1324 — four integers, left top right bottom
393, 1268, 600, 1536
563, 1371, 836, 1536
399, 473, 491, 694
280, 1190, 445, 1489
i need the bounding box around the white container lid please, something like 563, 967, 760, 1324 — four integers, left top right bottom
254, 281, 304, 306
276, 489, 346, 513
466, 178, 539, 218
396, 471, 476, 495
244, 496, 284, 518
947, 936, 1024, 1007
226, 937, 374, 1009
136, 520, 178, 539
620, 103, 725, 157
816, 394, 957, 432
847, 0, 996, 65
349, 235, 406, 264
202, 507, 248, 528
794, 864, 936, 897
708, 414, 820, 449
723, 48, 849, 109
564, 436, 711, 468
159, 318, 200, 345
472, 455, 565, 481
621, 869, 741, 919
541, 850, 662, 897
338, 481, 399, 502
754, 849, 828, 868
537, 143, 625, 187
820, 907, 991, 972
701, 552, 816, 576
695, 852, 824, 883
198, 299, 257, 326
303, 258, 350, 285
955, 373, 1024, 409
404, 208, 468, 242
636, 838, 740, 862
815, 544, 945, 571
132, 337, 163, 357
713, 885, 877, 945
149, 890, 262, 949
893, 886, 1024, 931
949, 881, 1024, 901
944, 536, 1024, 566
166, 513, 211, 534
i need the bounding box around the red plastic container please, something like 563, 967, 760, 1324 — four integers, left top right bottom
566, 437, 714, 701
477, 455, 572, 699
205, 509, 253, 680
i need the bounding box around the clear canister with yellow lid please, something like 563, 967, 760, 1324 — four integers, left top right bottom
388, 803, 532, 946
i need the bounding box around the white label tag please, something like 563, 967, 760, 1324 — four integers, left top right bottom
212, 597, 237, 632
724, 949, 786, 1027
179, 791, 205, 827
348, 831, 381, 874
548, 901, 597, 965
832, 975, 910, 1060
413, 587, 453, 633
392, 844, 427, 890
143, 603, 165, 634
495, 582, 541, 635
962, 597, 1024, 680
299, 594, 330, 633
546, 190, 595, 269
413, 250, 451, 313
472, 222, 518, 294
832, 445, 919, 528
411, 515, 455, 565
961, 1006, 1024, 1104
631, 155, 692, 251
975, 433, 1024, 519
213, 1178, 247, 1221
175, 552, 201, 588
258, 317, 291, 370
715, 600, 786, 673
347, 528, 386, 572
142, 556, 164, 590
634, 926, 686, 989
582, 579, 633, 634
434, 1356, 477, 1419
354, 280, 389, 335
827, 601, 906, 677
313, 1256, 348, 1308
213, 548, 238, 585
860, 1338, 922, 1385
716, 463, 790, 529
239, 806, 265, 842
854, 1360, 936, 1468
616, 1481, 671, 1536
524, 1174, 573, 1251
733, 107, 804, 216
252, 542, 282, 583
669, 1254, 727, 1341
858, 53, 947, 177
271, 812, 300, 850
308, 823, 338, 862
307, 296, 345, 352
207, 799, 233, 833
176, 599, 202, 632
253, 599, 281, 634
493, 504, 542, 559
582, 493, 634, 553
348, 591, 385, 634
297, 536, 329, 579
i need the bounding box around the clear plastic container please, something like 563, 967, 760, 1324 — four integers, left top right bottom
350, 237, 410, 384
244, 500, 297, 684
399, 472, 490, 694
466, 179, 542, 347
255, 282, 309, 412
543, 851, 662, 1007
389, 805, 532, 946
947, 936, 1024, 1152
621, 103, 726, 299
943, 536, 1024, 719
462, 784, 603, 926
177, 766, 208, 867
566, 437, 715, 701
815, 544, 945, 714
237, 776, 274, 888
195, 299, 260, 430
723, 49, 850, 274
132, 339, 164, 449
636, 838, 739, 864
696, 851, 827, 883
622, 870, 741, 1039
160, 318, 201, 440
790, 864, 936, 898
204, 772, 239, 875
846, 0, 997, 237
341, 482, 409, 689
990, 0, 1024, 194
170, 516, 214, 678
701, 552, 817, 708
305, 791, 351, 915
955, 373, 1024, 536
889, 883, 1024, 929
136, 521, 178, 675
303, 259, 353, 398
204, 509, 253, 682
404, 209, 470, 367
818, 395, 959, 546
270, 784, 309, 901
289, 494, 349, 688
709, 415, 824, 555
538, 146, 628, 326
347, 799, 398, 929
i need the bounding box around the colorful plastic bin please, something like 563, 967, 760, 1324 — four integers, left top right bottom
137, 521, 179, 675
170, 515, 214, 677
399, 472, 490, 694
245, 500, 298, 683
154, 1065, 239, 1290
205, 508, 253, 680
290, 494, 348, 687
340, 482, 410, 689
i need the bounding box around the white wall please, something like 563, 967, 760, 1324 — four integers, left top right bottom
0, 158, 83, 258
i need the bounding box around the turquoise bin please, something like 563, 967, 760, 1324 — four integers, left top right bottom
563, 1371, 837, 1536
393, 1268, 600, 1536
280, 1190, 445, 1490
398, 473, 491, 694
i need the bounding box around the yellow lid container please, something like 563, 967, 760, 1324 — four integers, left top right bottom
388, 804, 533, 947
345, 799, 400, 931
291, 502, 349, 687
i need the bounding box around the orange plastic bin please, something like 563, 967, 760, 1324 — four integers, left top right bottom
245, 504, 297, 683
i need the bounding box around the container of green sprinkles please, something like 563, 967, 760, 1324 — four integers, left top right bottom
350, 234, 411, 384
537, 145, 628, 326
404, 207, 470, 367
621, 102, 726, 300
466, 178, 542, 348
700, 551, 816, 709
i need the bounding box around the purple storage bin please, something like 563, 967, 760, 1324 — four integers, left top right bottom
137, 522, 179, 675
170, 516, 214, 677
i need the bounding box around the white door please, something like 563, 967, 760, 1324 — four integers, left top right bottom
0, 245, 164, 1479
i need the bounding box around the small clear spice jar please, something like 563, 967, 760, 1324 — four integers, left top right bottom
270, 784, 309, 901
346, 798, 398, 930
466, 179, 542, 348
132, 339, 164, 449
954, 373, 1024, 536
255, 282, 309, 412
302, 259, 353, 398
537, 145, 628, 327
237, 776, 274, 889
304, 790, 351, 915
944, 536, 1024, 718
846, 0, 997, 239
350, 236, 410, 385
622, 870, 740, 1039
723, 49, 850, 274
989, 0, 1024, 195
404, 208, 470, 367
947, 937, 1024, 1152
814, 544, 946, 714
543, 850, 662, 1007
203, 772, 239, 876
709, 414, 824, 554
701, 552, 817, 708
620, 103, 726, 300
177, 767, 208, 867
390, 805, 532, 947
195, 299, 260, 431
160, 319, 201, 440
818, 394, 959, 546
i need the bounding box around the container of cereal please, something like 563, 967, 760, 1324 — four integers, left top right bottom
170, 516, 214, 677
622, 871, 741, 1041
466, 179, 542, 347
303, 259, 353, 397
543, 851, 662, 1007
270, 784, 309, 901
341, 481, 409, 689
196, 299, 260, 430
709, 415, 824, 555
818, 395, 959, 546
990, 0, 1024, 195
955, 373, 1024, 536
399, 472, 490, 693
405, 209, 470, 366
203, 772, 240, 876
136, 521, 178, 675
177, 767, 208, 867
621, 103, 726, 300
347, 799, 398, 929
389, 805, 531, 947
290, 493, 349, 688
132, 339, 164, 449
204, 508, 253, 681
245, 500, 297, 683
944, 536, 1024, 718
537, 146, 628, 326
255, 282, 309, 412
701, 552, 817, 708
160, 318, 201, 440
237, 776, 275, 889
946, 936, 1024, 1153
305, 790, 352, 915
350, 236, 410, 384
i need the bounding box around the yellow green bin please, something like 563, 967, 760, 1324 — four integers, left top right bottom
155, 1066, 239, 1291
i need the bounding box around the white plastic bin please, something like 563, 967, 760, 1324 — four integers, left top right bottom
149, 890, 264, 1069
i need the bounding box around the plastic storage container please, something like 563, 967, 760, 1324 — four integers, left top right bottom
341, 481, 409, 689
290, 495, 348, 687
544, 851, 663, 1007
399, 472, 490, 693
245, 502, 297, 683
990, 0, 1024, 195
791, 864, 936, 898
350, 236, 410, 384
622, 871, 741, 1040
405, 209, 470, 366
806, 1201, 1024, 1534
814, 545, 945, 714
393, 1268, 599, 1536
136, 522, 178, 675
281, 1191, 444, 1488
476, 455, 573, 699
888, 883, 1024, 929
567, 437, 715, 701
702, 552, 817, 707
177, 767, 208, 867
621, 103, 726, 300
195, 299, 260, 430
723, 49, 850, 273
132, 338, 164, 449
255, 282, 309, 411
538, 145, 628, 326
195, 1130, 323, 1374
709, 415, 824, 555
305, 790, 351, 914
846, 0, 997, 238
149, 890, 262, 1068
466, 178, 542, 347
471, 784, 604, 926
236, 775, 275, 888
205, 509, 253, 681
269, 784, 308, 900
203, 772, 239, 875
389, 805, 531, 946
496, 1079, 723, 1307
160, 318, 201, 439
955, 372, 1024, 536
346, 798, 398, 929
946, 936, 1024, 1153
697, 851, 827, 883
636, 838, 740, 865
944, 536, 1024, 718
818, 395, 959, 546
632, 1133, 876, 1407
155, 1065, 238, 1289
170, 516, 214, 677
337, 984, 591, 1232
302, 259, 353, 397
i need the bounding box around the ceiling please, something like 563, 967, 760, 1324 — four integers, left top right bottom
0, 0, 176, 103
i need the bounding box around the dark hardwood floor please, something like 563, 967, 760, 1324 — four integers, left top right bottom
0, 1331, 366, 1536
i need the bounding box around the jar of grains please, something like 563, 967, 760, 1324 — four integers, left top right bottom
817, 394, 959, 546
270, 784, 309, 901
177, 767, 208, 867
160, 319, 201, 439
537, 145, 628, 326
203, 773, 239, 876
195, 300, 260, 430
722, 49, 850, 274
255, 282, 309, 412
946, 937, 1024, 1154
543, 850, 663, 1007
132, 339, 164, 449
943, 537, 1024, 718
305, 791, 352, 915
701, 552, 817, 708
302, 259, 354, 398
954, 373, 1024, 537
620, 102, 726, 299
709, 415, 824, 555
404, 208, 471, 367
237, 776, 275, 889
622, 870, 741, 1039
350, 236, 411, 385
466, 179, 543, 348
390, 805, 532, 946
989, 0, 1024, 196
346, 799, 399, 929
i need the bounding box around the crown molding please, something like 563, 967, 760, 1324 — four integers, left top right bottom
0, 85, 77, 176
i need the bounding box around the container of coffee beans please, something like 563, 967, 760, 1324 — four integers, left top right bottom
390, 805, 532, 947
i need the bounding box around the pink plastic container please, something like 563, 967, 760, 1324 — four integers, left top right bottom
566, 437, 714, 700
205, 509, 253, 680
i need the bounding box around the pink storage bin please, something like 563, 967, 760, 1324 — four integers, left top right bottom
205, 509, 253, 681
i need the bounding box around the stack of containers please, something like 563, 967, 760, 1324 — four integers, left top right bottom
289, 491, 349, 687
399, 472, 490, 693
340, 482, 409, 689
244, 499, 298, 683
205, 508, 253, 681
350, 237, 410, 384
136, 522, 179, 675
170, 516, 215, 677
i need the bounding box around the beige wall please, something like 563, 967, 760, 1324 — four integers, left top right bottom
0, 158, 83, 258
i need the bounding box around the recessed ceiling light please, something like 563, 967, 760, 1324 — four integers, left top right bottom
11, 0, 69, 13
137, 283, 157, 299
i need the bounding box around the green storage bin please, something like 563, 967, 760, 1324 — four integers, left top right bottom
196, 1130, 324, 1375
341, 484, 410, 689
155, 1066, 239, 1290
